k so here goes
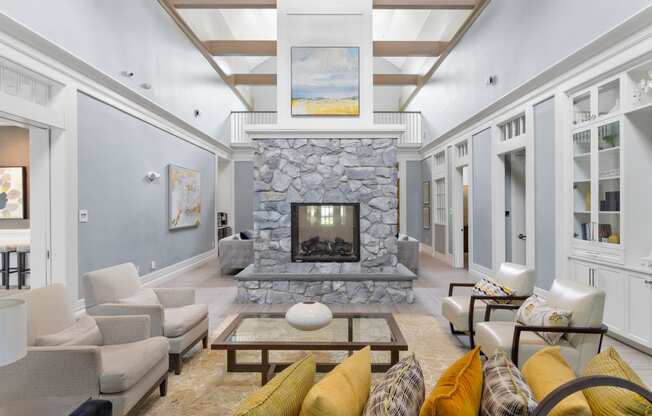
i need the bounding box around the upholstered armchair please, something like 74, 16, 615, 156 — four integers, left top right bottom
83, 263, 209, 374
0, 284, 169, 416
476, 279, 607, 373
442, 262, 536, 348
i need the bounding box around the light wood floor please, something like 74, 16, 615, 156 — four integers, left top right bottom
161, 251, 652, 385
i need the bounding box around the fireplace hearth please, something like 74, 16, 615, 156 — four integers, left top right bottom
291, 203, 360, 263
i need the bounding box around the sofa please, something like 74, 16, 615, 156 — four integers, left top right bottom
218, 231, 254, 274
397, 234, 419, 273
82, 263, 209, 375
0, 284, 169, 416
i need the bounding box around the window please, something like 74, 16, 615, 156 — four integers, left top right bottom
320, 205, 333, 226
434, 151, 446, 167
434, 178, 446, 225
499, 114, 526, 141
456, 141, 468, 158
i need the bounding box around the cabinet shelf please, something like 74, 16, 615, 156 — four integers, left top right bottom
574, 152, 591, 158
599, 210, 620, 214
599, 146, 620, 154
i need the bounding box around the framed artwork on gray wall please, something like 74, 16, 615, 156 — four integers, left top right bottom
168, 164, 201, 230
0, 167, 26, 219
423, 206, 431, 230
422, 181, 430, 205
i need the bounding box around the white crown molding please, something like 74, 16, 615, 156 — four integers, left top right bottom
245, 124, 406, 139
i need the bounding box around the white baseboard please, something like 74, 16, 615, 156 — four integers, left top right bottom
469, 263, 493, 280
432, 251, 452, 265
419, 243, 433, 254
73, 249, 217, 314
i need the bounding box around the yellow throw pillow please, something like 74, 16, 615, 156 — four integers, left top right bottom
300, 346, 371, 416
419, 346, 483, 416
234, 354, 316, 416
582, 347, 652, 416
522, 347, 591, 416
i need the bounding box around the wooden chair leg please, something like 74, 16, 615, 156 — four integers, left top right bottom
170, 354, 182, 375
159, 376, 168, 397
202, 335, 208, 349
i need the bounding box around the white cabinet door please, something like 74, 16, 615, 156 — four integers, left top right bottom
572, 260, 592, 286
594, 266, 627, 335
626, 273, 652, 347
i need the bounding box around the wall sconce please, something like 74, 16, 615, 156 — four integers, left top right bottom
145, 171, 161, 182
141, 83, 152, 90
121, 70, 135, 78
194, 109, 201, 118
486, 75, 498, 86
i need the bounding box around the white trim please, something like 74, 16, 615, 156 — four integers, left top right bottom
245, 124, 406, 140
469, 262, 493, 280
432, 251, 453, 265
419, 243, 434, 255
73, 250, 217, 313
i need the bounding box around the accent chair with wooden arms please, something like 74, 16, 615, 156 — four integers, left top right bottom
83, 263, 209, 375
442, 262, 536, 348
0, 284, 169, 416
476, 278, 608, 373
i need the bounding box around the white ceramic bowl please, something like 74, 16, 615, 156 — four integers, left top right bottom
285, 301, 333, 331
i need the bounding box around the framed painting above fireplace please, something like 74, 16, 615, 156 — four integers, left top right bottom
291, 203, 361, 263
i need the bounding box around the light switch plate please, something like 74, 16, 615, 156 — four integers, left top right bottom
79, 209, 89, 223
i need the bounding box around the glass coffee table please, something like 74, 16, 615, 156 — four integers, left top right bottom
211, 312, 408, 384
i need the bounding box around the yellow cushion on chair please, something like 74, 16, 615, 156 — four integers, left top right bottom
522, 347, 591, 416
234, 354, 316, 416
299, 346, 371, 416
419, 346, 483, 416
582, 347, 652, 416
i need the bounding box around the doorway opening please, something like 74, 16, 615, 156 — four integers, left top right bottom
452, 164, 470, 269
0, 118, 51, 292
504, 149, 526, 266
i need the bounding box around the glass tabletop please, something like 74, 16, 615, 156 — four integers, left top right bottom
216, 313, 405, 346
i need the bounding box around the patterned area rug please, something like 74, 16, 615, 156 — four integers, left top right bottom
140, 313, 466, 415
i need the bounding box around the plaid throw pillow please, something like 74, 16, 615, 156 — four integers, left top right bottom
516, 295, 572, 345
363, 354, 425, 416
481, 351, 538, 416
472, 277, 515, 304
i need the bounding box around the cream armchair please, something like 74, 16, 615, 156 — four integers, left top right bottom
0, 284, 169, 416
83, 263, 209, 374
442, 262, 536, 348
476, 279, 607, 373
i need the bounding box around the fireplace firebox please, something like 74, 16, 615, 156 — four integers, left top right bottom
291, 203, 360, 263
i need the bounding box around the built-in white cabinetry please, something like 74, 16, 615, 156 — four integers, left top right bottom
567, 60, 652, 351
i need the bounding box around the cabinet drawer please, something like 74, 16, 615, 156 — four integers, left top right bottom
571, 246, 624, 264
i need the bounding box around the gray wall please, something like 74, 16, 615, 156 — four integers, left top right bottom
472, 128, 493, 270
534, 97, 556, 289
1, 0, 245, 141
420, 158, 432, 246
234, 160, 254, 233
78, 93, 215, 294
405, 161, 421, 239
434, 224, 446, 254
408, 0, 652, 141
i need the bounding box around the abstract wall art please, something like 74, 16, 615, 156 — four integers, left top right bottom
291, 47, 360, 116
168, 164, 201, 230
0, 167, 26, 219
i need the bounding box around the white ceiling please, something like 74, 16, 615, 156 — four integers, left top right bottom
179, 8, 470, 75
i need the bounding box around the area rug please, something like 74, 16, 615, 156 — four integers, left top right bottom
140, 313, 466, 415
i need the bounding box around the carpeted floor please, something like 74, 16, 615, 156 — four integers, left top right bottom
140, 313, 465, 415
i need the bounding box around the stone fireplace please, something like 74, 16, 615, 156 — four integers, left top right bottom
291, 203, 360, 263
235, 136, 416, 304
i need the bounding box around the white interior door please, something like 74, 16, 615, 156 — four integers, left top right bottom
28, 126, 51, 288
510, 150, 527, 265
452, 166, 464, 268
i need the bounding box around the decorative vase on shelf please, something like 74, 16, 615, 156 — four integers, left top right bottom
285, 301, 333, 331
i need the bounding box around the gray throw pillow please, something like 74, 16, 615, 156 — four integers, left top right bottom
481, 351, 538, 416
363, 354, 425, 416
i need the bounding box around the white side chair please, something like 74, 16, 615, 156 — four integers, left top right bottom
0, 284, 169, 416
442, 262, 536, 348
475, 279, 607, 373
83, 263, 209, 375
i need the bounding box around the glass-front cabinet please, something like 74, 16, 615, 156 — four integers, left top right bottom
571, 112, 623, 258
572, 78, 621, 127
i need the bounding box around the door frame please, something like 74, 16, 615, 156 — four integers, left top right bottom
452, 138, 471, 269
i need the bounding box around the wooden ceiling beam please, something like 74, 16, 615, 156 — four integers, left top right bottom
374, 41, 448, 57
158, 0, 253, 110
400, 0, 489, 109
372, 0, 476, 9
172, 0, 476, 8
171, 0, 276, 8
374, 74, 422, 85
227, 74, 422, 86
204, 40, 448, 57
205, 40, 277, 56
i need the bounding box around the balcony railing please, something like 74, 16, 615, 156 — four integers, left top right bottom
229, 111, 422, 146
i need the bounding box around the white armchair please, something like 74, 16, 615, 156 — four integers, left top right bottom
83, 263, 209, 374
442, 262, 536, 347
0, 284, 169, 416
475, 279, 607, 373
